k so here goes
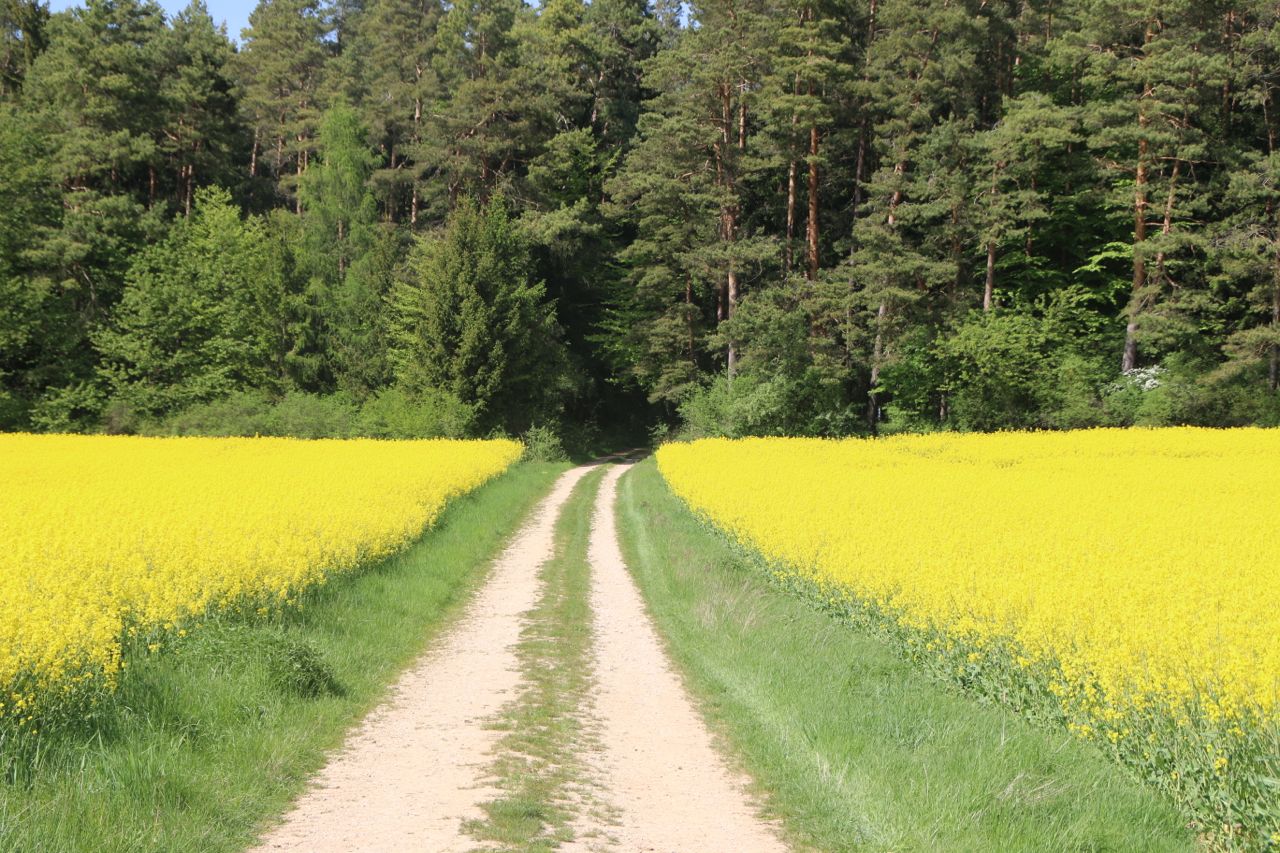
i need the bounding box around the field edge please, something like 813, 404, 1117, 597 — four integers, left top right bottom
0, 460, 569, 853
615, 458, 1195, 852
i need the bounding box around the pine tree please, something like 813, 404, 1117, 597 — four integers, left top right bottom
581, 0, 665, 149
760, 0, 846, 280
835, 0, 995, 427
0, 0, 47, 97
608, 0, 776, 395
1067, 0, 1230, 372
233, 0, 331, 209
972, 93, 1079, 311
415, 0, 526, 212
158, 1, 244, 215
0, 103, 62, 428
15, 0, 171, 426
347, 0, 444, 223
1216, 151, 1280, 393
22, 0, 168, 209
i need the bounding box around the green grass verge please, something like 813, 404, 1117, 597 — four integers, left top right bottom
615, 458, 1194, 852
467, 466, 606, 852
0, 461, 568, 853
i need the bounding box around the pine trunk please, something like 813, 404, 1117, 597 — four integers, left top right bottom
1272, 256, 1280, 393
785, 73, 801, 275
1153, 159, 1181, 287
686, 276, 696, 365
868, 168, 904, 431
727, 266, 739, 378
983, 241, 996, 311
1123, 104, 1151, 373
867, 301, 887, 433
1122, 54, 1154, 373
785, 160, 797, 275
412, 92, 423, 227
806, 123, 820, 280
853, 122, 868, 214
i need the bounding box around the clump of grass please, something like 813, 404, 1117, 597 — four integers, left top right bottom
175, 626, 343, 700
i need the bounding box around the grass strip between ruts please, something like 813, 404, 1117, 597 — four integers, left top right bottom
615, 458, 1194, 853
0, 460, 568, 853
466, 464, 607, 852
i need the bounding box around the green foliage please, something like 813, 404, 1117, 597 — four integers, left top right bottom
97, 187, 288, 417
354, 387, 474, 438
156, 390, 354, 437
937, 311, 1061, 431
297, 103, 380, 291
261, 390, 360, 438
519, 424, 567, 462
6, 0, 1280, 440
390, 195, 570, 433
152, 387, 475, 439
156, 390, 278, 436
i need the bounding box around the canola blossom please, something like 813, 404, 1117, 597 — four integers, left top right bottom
657, 429, 1280, 840
0, 434, 521, 723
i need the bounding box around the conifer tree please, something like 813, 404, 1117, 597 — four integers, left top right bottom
0, 105, 61, 428
234, 0, 330, 209
294, 103, 389, 397
0, 0, 47, 97
347, 0, 443, 223
16, 0, 170, 425
971, 93, 1078, 311
389, 195, 567, 431
608, 0, 775, 390
417, 0, 533, 213
836, 0, 992, 427
1067, 0, 1229, 371
97, 186, 288, 416
159, 0, 244, 215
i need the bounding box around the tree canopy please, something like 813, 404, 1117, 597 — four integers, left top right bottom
2, 0, 1280, 440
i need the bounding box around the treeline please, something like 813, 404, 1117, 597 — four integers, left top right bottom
2, 0, 1280, 440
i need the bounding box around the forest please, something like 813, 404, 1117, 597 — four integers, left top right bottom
2, 0, 1280, 443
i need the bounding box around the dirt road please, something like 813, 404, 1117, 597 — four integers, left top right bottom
252, 461, 784, 852
251, 465, 593, 853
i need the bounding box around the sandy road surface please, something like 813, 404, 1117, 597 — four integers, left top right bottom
570, 462, 787, 853
251, 465, 593, 853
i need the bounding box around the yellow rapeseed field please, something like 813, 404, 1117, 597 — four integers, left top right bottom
0, 434, 521, 724
657, 428, 1280, 838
